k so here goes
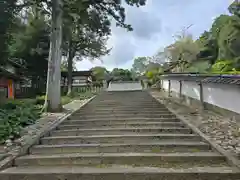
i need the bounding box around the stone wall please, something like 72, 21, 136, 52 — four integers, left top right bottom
161, 78, 240, 116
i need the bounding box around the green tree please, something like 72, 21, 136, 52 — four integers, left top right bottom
165, 33, 200, 72
0, 0, 17, 64
8, 11, 50, 95
132, 56, 149, 75
228, 0, 240, 17
111, 68, 133, 81
7, 0, 147, 112
90, 66, 108, 85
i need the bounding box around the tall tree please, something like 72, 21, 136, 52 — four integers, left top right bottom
11, 0, 147, 111
165, 33, 200, 72
228, 0, 240, 17
48, 0, 146, 109
9, 12, 50, 83
91, 66, 108, 83
132, 56, 149, 75
44, 0, 63, 112
0, 0, 17, 65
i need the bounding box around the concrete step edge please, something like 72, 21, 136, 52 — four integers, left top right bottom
1, 166, 239, 174
32, 142, 210, 149
42, 133, 199, 140
17, 152, 224, 160
52, 127, 191, 132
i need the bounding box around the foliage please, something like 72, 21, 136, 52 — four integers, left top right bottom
90, 66, 108, 82
8, 11, 50, 82
61, 58, 77, 72
145, 62, 163, 84
211, 60, 235, 73
0, 0, 17, 65
131, 57, 149, 75
111, 68, 133, 81
185, 61, 211, 73
228, 0, 240, 18
0, 100, 41, 143
163, 33, 201, 72
147, 1, 240, 75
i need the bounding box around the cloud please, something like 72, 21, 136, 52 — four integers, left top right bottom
101, 5, 162, 67
76, 0, 233, 71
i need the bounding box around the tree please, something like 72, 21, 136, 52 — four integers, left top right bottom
91, 66, 108, 83
111, 68, 133, 81
7, 0, 147, 112
131, 56, 149, 75
228, 0, 240, 18
195, 31, 218, 64
55, 0, 146, 101
9, 11, 50, 80
61, 57, 76, 72
164, 33, 200, 72
145, 62, 163, 85
63, 27, 110, 96
0, 0, 17, 65
44, 0, 63, 112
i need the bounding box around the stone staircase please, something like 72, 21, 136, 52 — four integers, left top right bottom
0, 91, 240, 180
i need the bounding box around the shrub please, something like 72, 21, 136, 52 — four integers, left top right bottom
36, 95, 45, 105
211, 60, 234, 73
0, 101, 41, 143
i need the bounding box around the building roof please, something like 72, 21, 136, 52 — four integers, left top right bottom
0, 66, 23, 80
61, 71, 92, 77
161, 73, 240, 86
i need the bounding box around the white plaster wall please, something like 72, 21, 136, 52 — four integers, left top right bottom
203, 83, 240, 114
107, 82, 142, 91
162, 79, 240, 114
162, 80, 169, 90
170, 80, 180, 93
182, 81, 201, 100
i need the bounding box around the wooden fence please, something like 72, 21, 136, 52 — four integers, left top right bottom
16, 85, 105, 99
61, 85, 104, 95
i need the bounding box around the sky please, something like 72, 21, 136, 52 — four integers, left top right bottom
76, 0, 234, 71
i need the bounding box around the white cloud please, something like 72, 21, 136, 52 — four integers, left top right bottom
76, 0, 232, 71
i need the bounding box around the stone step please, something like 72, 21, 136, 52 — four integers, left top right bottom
58, 122, 185, 129
84, 102, 166, 109
14, 152, 226, 167
81, 107, 168, 111
51, 127, 192, 136
41, 134, 201, 145
1, 166, 239, 180
71, 114, 176, 119
2, 91, 239, 180
0, 166, 240, 180
86, 102, 161, 105
64, 118, 181, 125
68, 116, 178, 121
30, 142, 211, 154
75, 111, 171, 115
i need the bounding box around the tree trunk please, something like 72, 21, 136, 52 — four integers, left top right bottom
67, 41, 74, 96
43, 0, 63, 112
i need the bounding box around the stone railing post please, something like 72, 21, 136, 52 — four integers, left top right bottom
199, 81, 205, 110
179, 80, 182, 98
168, 80, 171, 97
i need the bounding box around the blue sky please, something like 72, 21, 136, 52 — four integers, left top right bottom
76, 0, 233, 71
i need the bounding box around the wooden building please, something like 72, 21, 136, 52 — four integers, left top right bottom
61, 71, 93, 87
0, 60, 25, 99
